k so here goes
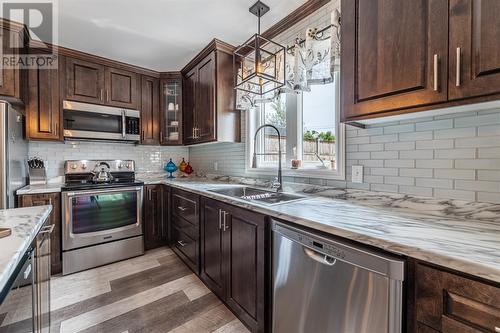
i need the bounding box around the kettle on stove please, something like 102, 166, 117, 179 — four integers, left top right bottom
91, 162, 114, 183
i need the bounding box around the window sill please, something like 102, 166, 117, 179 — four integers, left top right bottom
245, 166, 346, 181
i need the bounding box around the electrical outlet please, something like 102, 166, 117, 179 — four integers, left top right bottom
352, 165, 364, 183
213, 162, 218, 171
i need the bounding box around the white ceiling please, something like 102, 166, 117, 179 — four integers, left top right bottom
57, 0, 306, 71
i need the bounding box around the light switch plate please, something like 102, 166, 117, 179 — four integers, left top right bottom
352, 165, 364, 183
213, 162, 218, 171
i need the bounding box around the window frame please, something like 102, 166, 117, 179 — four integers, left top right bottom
245, 72, 345, 180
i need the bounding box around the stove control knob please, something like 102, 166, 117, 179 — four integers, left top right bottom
70, 164, 78, 170
81, 164, 87, 170
126, 163, 131, 169
118, 163, 123, 169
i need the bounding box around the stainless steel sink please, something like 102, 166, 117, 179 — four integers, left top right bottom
209, 187, 306, 205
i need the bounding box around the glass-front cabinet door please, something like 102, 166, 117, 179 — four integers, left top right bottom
161, 74, 183, 145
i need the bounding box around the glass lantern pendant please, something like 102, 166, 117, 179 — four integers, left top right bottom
234, 1, 286, 96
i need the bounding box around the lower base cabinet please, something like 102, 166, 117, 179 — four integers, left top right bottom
19, 193, 62, 275
144, 185, 169, 250
200, 197, 268, 333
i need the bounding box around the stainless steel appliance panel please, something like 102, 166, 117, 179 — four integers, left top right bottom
0, 249, 35, 332
272, 221, 404, 333
62, 186, 143, 251
0, 102, 28, 209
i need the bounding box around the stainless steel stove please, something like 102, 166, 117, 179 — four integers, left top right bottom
61, 160, 144, 275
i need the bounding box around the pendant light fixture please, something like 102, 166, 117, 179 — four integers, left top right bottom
234, 1, 286, 96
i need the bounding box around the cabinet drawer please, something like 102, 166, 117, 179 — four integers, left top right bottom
171, 189, 198, 225
416, 263, 500, 332
171, 225, 198, 271
171, 215, 198, 240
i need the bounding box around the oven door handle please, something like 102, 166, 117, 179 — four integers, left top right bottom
65, 186, 143, 197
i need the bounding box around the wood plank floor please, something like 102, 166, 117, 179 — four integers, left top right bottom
0, 248, 250, 333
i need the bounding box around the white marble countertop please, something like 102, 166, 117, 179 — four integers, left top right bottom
138, 173, 500, 284
0, 206, 52, 294
15, 173, 500, 283
16, 183, 63, 195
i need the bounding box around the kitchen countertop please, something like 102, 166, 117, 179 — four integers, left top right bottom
15, 174, 500, 283
16, 183, 64, 195
0, 206, 52, 294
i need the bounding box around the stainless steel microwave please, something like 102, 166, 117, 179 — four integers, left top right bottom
63, 100, 140, 142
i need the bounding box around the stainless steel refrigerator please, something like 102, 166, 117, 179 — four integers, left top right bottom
0, 101, 28, 209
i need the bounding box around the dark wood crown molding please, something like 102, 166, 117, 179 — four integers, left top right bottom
261, 0, 331, 41
181, 38, 235, 74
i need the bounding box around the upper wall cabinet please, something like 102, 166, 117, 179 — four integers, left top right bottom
182, 39, 240, 145
65, 57, 139, 109
160, 73, 183, 145
449, 0, 500, 100
140, 75, 160, 145
341, 0, 500, 122
26, 55, 62, 141
0, 25, 26, 103
341, 0, 449, 121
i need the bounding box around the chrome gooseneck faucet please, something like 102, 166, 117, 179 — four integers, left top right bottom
252, 124, 283, 192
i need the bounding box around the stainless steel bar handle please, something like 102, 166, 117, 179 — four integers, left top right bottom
433, 54, 439, 91
100, 89, 104, 101
456, 47, 461, 87
106, 90, 110, 102
177, 240, 187, 247
222, 211, 229, 231
121, 110, 126, 138
303, 247, 336, 266
24, 263, 31, 279
177, 206, 187, 211
218, 209, 222, 230
495, 327, 500, 333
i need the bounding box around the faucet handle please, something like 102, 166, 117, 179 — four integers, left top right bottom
271, 177, 281, 189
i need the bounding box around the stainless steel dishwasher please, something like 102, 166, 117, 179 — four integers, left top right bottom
272, 220, 405, 333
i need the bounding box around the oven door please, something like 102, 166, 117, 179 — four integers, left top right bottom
63, 100, 140, 141
62, 186, 143, 250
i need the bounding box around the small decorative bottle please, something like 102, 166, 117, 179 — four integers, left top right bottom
164, 159, 178, 179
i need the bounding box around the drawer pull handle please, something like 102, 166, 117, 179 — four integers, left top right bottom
456, 47, 461, 87
495, 327, 500, 333
177, 240, 187, 247
433, 54, 439, 91
177, 206, 187, 211
40, 225, 55, 234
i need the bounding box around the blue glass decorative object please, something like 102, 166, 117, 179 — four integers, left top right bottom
164, 158, 178, 179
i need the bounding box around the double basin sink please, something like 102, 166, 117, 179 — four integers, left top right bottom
208, 186, 306, 205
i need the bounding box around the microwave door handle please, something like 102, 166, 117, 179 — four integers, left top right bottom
122, 110, 126, 138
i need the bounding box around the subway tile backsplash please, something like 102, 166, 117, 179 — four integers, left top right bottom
28, 141, 189, 179
189, 108, 500, 204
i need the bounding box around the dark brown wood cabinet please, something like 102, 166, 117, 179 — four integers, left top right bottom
26, 55, 62, 141
414, 262, 500, 333
105, 67, 138, 109
182, 39, 240, 145
140, 75, 160, 145
171, 188, 200, 273
19, 193, 62, 275
65, 57, 139, 109
449, 0, 500, 100
341, 0, 449, 121
65, 57, 106, 105
341, 0, 500, 121
200, 197, 267, 333
144, 185, 168, 250
0, 26, 25, 102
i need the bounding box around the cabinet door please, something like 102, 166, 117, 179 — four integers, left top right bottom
65, 57, 105, 105
183, 68, 197, 144
341, 0, 449, 120
140, 75, 160, 145
224, 206, 267, 333
200, 198, 225, 298
0, 28, 23, 100
195, 53, 216, 143
105, 67, 139, 109
160, 78, 183, 145
144, 185, 167, 250
19, 193, 62, 275
449, 0, 500, 99
26, 57, 61, 141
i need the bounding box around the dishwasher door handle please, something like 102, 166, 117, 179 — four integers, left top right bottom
303, 247, 336, 266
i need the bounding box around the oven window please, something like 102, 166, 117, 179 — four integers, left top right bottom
71, 192, 138, 234
64, 110, 123, 133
